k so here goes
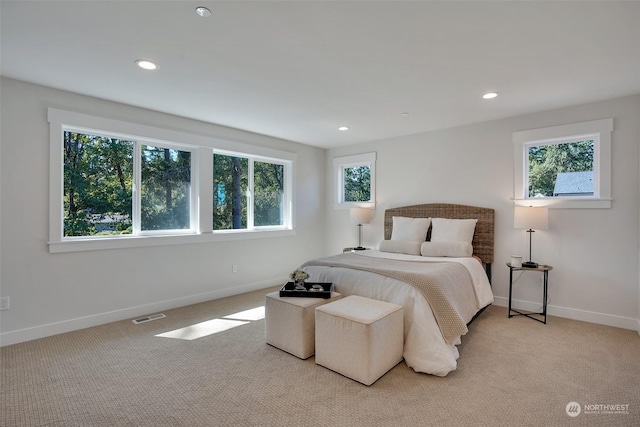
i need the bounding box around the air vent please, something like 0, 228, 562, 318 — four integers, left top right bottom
132, 313, 166, 324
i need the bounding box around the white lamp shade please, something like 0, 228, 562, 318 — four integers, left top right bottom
350, 208, 373, 225
514, 206, 548, 230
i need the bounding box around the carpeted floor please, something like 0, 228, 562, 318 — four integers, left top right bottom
1, 286, 639, 427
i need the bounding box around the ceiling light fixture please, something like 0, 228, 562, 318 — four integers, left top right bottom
135, 60, 158, 71
338, 126, 350, 131
400, 112, 410, 116
195, 6, 211, 17
482, 92, 499, 99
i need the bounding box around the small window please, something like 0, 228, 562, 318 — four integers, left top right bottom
526, 138, 595, 198
513, 118, 612, 209
333, 152, 376, 208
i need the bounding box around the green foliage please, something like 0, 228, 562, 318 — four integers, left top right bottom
213, 155, 284, 229
213, 154, 248, 230
528, 140, 593, 197
140, 146, 191, 231
344, 166, 371, 202
63, 132, 133, 236
254, 161, 284, 226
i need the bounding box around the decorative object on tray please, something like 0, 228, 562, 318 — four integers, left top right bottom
279, 282, 334, 298
289, 269, 309, 290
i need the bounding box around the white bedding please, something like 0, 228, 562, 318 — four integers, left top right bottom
303, 250, 494, 376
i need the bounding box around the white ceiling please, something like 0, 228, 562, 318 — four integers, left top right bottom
2, 1, 639, 149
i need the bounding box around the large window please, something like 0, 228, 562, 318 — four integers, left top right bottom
49, 109, 294, 252
63, 132, 194, 237
333, 152, 376, 208
513, 118, 612, 209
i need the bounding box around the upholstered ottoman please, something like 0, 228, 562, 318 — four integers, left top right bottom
315, 295, 403, 386
265, 291, 342, 359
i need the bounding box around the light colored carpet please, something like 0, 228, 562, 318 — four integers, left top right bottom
1, 286, 639, 427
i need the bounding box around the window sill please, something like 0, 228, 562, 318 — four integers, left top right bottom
513, 198, 612, 209
49, 229, 296, 253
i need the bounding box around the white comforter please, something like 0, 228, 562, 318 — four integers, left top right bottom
303, 250, 494, 376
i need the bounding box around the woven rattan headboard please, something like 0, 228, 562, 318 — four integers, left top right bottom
384, 203, 495, 265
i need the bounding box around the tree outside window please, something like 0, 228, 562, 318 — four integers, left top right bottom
344, 165, 371, 202
527, 140, 594, 198
213, 155, 285, 230
63, 131, 193, 237
63, 132, 133, 236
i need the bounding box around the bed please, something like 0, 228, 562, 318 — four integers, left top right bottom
301, 203, 495, 376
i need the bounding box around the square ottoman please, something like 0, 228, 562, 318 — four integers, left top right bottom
265, 291, 342, 359
315, 295, 403, 386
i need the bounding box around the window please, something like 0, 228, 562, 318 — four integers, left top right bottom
139, 144, 193, 232
526, 138, 594, 198
63, 132, 195, 237
63, 132, 134, 237
213, 153, 288, 230
513, 118, 613, 209
214, 154, 248, 230
49, 108, 295, 252
333, 152, 376, 208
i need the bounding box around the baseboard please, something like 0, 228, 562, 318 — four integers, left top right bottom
0, 278, 283, 347
493, 296, 639, 331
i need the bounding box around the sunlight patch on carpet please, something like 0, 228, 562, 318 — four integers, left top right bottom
155, 318, 249, 340
223, 306, 265, 321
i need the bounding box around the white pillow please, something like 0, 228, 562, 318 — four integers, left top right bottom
430, 218, 478, 244
379, 240, 422, 256
420, 241, 473, 258
391, 216, 431, 242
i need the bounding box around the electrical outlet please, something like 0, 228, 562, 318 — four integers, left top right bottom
232, 265, 238, 273
0, 297, 9, 311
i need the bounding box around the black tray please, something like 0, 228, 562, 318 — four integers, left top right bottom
279, 282, 334, 299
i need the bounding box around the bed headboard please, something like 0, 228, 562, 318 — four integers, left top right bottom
384, 203, 495, 266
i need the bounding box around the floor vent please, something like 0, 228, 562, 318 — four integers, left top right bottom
132, 313, 166, 324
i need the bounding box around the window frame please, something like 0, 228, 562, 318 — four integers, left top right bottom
333, 152, 376, 209
49, 109, 295, 253
513, 118, 613, 209
212, 149, 292, 232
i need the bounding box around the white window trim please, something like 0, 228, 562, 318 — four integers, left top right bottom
48, 108, 295, 253
333, 152, 376, 209
513, 118, 613, 209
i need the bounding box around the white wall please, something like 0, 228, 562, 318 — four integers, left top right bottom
326, 95, 640, 331
0, 77, 327, 345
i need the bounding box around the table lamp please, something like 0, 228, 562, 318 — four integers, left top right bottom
513, 206, 548, 268
350, 208, 372, 250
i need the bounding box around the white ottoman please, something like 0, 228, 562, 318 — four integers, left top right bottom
315, 295, 403, 386
265, 291, 342, 359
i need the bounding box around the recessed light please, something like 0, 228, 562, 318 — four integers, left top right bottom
482, 92, 499, 99
338, 126, 350, 131
195, 6, 211, 17
135, 60, 158, 71
400, 112, 410, 116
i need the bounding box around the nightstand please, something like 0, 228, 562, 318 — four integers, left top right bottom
507, 263, 553, 324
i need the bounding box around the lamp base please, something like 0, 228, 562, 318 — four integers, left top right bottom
522, 261, 538, 268
353, 246, 367, 251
